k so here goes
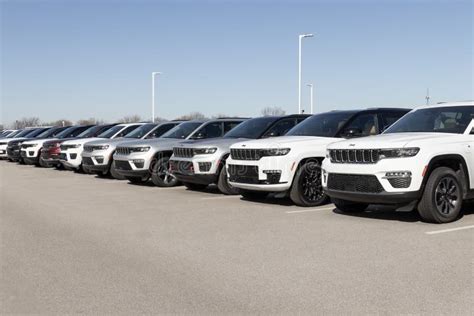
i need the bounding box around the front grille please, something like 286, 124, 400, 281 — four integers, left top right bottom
173, 147, 194, 158
116, 147, 132, 155
82, 157, 94, 165
329, 149, 380, 164
114, 160, 132, 170
388, 177, 411, 188
21, 144, 35, 149
83, 145, 94, 152
230, 149, 262, 161
228, 164, 259, 184
327, 173, 384, 193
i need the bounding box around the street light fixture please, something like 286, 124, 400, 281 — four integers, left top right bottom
306, 83, 314, 114
151, 72, 162, 123
298, 33, 313, 114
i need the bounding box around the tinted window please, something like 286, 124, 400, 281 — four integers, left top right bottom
37, 126, 67, 138
12, 129, 32, 137
262, 118, 298, 138
77, 125, 113, 138
124, 124, 157, 139
27, 128, 50, 138
145, 123, 177, 139
342, 113, 378, 137
385, 106, 474, 134
224, 121, 242, 134
116, 125, 140, 138
286, 112, 355, 137
190, 122, 223, 139
55, 127, 76, 138
380, 112, 407, 131
162, 122, 203, 139
98, 125, 123, 138
470, 127, 474, 135
224, 117, 279, 139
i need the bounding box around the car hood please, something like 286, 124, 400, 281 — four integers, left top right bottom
117, 138, 186, 150
22, 137, 59, 146
175, 137, 251, 150
62, 137, 107, 145
327, 133, 463, 149
230, 136, 339, 149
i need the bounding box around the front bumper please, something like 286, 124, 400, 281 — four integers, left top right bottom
169, 159, 218, 185
324, 188, 421, 204
225, 155, 293, 192
0, 146, 7, 158
113, 152, 154, 178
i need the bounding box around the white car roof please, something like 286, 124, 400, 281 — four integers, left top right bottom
414, 101, 474, 110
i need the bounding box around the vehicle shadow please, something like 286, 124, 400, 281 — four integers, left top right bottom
238, 195, 298, 207
333, 206, 421, 223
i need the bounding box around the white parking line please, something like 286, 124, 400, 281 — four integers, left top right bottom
425, 225, 474, 235
286, 206, 335, 214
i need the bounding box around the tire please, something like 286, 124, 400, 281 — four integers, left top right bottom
290, 160, 328, 207
184, 182, 208, 190
150, 156, 179, 187
240, 189, 268, 200
126, 176, 148, 184
110, 160, 126, 180
217, 164, 239, 195
333, 198, 368, 213
417, 167, 463, 223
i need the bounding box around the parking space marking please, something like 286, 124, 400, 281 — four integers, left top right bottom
286, 206, 335, 214
425, 225, 474, 235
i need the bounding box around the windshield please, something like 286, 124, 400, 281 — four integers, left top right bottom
162, 122, 202, 139
224, 117, 278, 139
26, 128, 49, 138
77, 125, 106, 138
37, 126, 65, 138
55, 127, 76, 138
384, 106, 474, 134
97, 125, 123, 138
286, 112, 355, 137
124, 123, 157, 139
6, 131, 21, 138
14, 129, 36, 137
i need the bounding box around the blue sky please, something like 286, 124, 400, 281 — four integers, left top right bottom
1, 0, 472, 124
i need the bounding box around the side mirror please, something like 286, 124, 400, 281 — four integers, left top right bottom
343, 128, 362, 138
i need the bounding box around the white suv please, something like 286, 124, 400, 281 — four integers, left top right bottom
60, 123, 145, 172
227, 108, 410, 206
322, 102, 474, 223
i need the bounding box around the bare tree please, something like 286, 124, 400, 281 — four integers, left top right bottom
175, 112, 207, 120
118, 115, 142, 123
212, 113, 231, 119
0, 124, 4, 131
261, 106, 286, 116
77, 118, 106, 125
13, 117, 41, 129
154, 116, 168, 123
43, 119, 73, 127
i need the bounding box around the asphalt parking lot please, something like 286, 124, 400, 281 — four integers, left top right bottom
1, 160, 473, 314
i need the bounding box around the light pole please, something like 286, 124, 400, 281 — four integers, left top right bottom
298, 33, 313, 114
307, 83, 314, 114
151, 72, 162, 122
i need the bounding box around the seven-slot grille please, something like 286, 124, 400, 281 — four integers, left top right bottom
327, 173, 384, 193
21, 144, 36, 149
329, 149, 380, 164
173, 147, 194, 158
116, 147, 133, 155
230, 149, 262, 161
83, 145, 94, 152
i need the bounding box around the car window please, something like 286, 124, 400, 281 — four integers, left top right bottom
145, 123, 177, 139
262, 118, 297, 138
224, 121, 242, 134
191, 122, 223, 139
116, 125, 140, 138
341, 113, 378, 137
124, 124, 157, 139
471, 127, 474, 135
380, 112, 406, 131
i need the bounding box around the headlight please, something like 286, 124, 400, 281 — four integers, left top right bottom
261, 148, 291, 156
133, 146, 150, 152
71, 144, 82, 148
193, 147, 217, 155
379, 147, 419, 159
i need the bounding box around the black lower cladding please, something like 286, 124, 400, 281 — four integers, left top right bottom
228, 164, 259, 184
114, 160, 132, 170
59, 153, 67, 161
82, 156, 94, 166
327, 173, 384, 193
388, 177, 412, 189
170, 160, 194, 175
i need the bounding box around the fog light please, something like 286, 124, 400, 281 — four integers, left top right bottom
384, 171, 412, 178
70, 154, 77, 159
94, 156, 104, 164
133, 159, 145, 168
29, 151, 34, 156
198, 162, 212, 172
